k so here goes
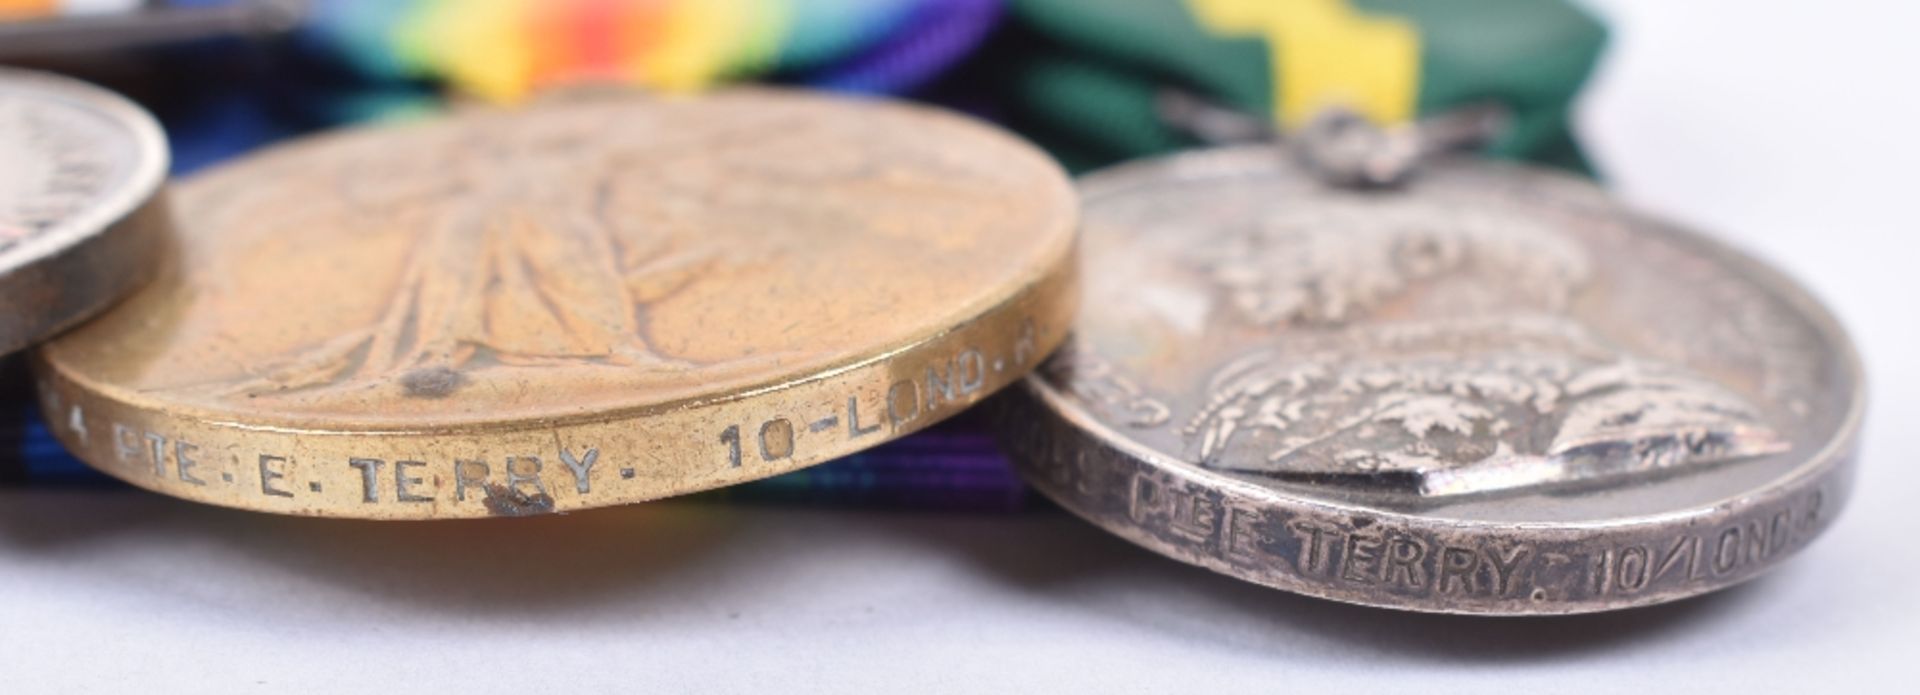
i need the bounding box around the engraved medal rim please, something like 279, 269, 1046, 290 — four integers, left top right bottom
1007, 384, 1856, 614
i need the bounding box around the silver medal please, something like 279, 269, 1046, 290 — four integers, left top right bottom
1000, 138, 1862, 614
0, 67, 169, 354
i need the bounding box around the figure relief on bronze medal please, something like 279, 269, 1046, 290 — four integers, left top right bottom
217, 150, 717, 401
194, 126, 741, 402
139, 96, 1052, 416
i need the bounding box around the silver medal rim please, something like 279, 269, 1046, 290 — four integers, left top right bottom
0, 67, 170, 354
1004, 146, 1865, 615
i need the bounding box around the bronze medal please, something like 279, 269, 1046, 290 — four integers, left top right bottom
36, 89, 1078, 519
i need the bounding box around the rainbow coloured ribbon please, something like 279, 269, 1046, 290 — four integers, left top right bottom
305, 0, 1000, 101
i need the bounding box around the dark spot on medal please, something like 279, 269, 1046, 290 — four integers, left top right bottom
482, 482, 555, 517
400, 367, 467, 398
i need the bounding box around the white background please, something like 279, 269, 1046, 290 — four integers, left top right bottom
3, 1, 1916, 691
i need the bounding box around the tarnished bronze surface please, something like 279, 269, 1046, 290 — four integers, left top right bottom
0, 67, 168, 355
999, 146, 1861, 614
36, 89, 1078, 519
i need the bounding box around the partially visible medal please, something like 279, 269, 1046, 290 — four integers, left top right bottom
1000, 106, 1862, 614
0, 2, 299, 61
34, 89, 1078, 519
0, 67, 168, 355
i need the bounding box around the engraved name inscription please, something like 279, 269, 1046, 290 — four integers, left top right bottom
52, 325, 1037, 513
1118, 469, 1831, 605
